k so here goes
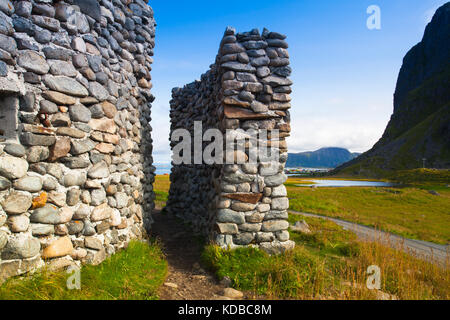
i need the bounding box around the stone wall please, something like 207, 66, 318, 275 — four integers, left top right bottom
0, 0, 156, 284
167, 27, 294, 254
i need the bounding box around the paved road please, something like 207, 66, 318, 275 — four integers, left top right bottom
289, 211, 449, 265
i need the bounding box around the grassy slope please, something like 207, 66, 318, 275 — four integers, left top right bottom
0, 241, 168, 300
286, 177, 450, 244
203, 215, 450, 300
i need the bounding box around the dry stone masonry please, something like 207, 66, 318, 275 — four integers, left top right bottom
0, 0, 156, 283
167, 27, 294, 254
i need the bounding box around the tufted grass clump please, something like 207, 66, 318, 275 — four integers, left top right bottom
0, 240, 168, 300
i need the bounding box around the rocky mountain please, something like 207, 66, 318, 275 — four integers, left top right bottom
286, 147, 360, 168
337, 3, 450, 174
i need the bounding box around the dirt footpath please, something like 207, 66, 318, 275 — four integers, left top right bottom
151, 210, 232, 300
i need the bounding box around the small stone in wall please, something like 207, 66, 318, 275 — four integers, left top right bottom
84, 236, 103, 251
101, 101, 117, 118
20, 133, 56, 147
47, 191, 66, 207
29, 204, 60, 224
48, 137, 71, 161
71, 248, 87, 260
7, 215, 30, 233
90, 189, 106, 206
56, 127, 86, 139
66, 188, 81, 206
42, 236, 73, 259
44, 75, 89, 97
4, 144, 26, 157
26, 146, 50, 163
88, 118, 117, 134
0, 176, 11, 191
40, 100, 58, 114
216, 223, 239, 235
1, 233, 41, 260
0, 156, 29, 179
51, 113, 71, 127
95, 143, 115, 154
264, 173, 287, 187
17, 50, 50, 75
90, 203, 113, 222
1, 192, 32, 215
31, 223, 55, 236
67, 220, 84, 235
261, 220, 289, 232
271, 197, 289, 210
42, 91, 77, 106
0, 230, 7, 250
96, 221, 110, 234
70, 139, 96, 156
81, 221, 95, 237
13, 175, 43, 193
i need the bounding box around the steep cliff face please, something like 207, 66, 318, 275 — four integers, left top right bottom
338, 3, 450, 174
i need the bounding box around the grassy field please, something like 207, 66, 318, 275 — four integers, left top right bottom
203, 215, 450, 300
286, 177, 450, 244
4, 172, 446, 301
154, 174, 450, 244
150, 175, 450, 299
0, 240, 168, 300
154, 175, 170, 209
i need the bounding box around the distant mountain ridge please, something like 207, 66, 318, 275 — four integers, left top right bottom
337, 3, 450, 174
286, 147, 360, 168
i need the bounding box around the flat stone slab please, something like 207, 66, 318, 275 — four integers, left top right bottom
223, 193, 263, 204
224, 106, 275, 120
44, 75, 89, 97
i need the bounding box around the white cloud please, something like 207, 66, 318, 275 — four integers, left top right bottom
150, 102, 172, 163
286, 116, 386, 154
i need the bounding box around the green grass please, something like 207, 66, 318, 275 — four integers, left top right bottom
0, 240, 168, 300
288, 214, 361, 258
155, 190, 169, 209
390, 168, 450, 185
154, 175, 450, 244
154, 175, 171, 193
203, 215, 450, 300
154, 175, 170, 208
286, 178, 450, 244
202, 241, 331, 299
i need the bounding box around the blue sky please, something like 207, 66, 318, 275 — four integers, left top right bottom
148, 0, 448, 163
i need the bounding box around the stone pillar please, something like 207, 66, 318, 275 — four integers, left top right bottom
168, 27, 294, 254
0, 0, 156, 284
